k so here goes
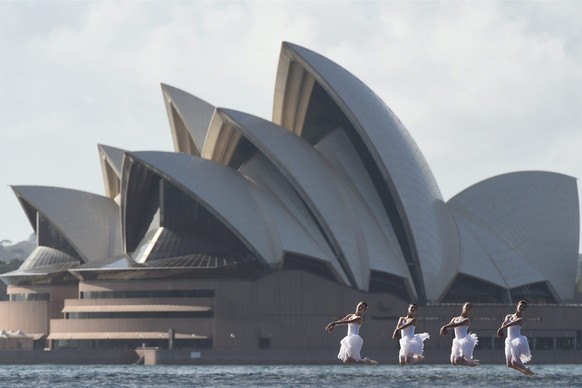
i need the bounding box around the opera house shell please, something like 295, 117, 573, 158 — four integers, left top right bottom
0, 42, 580, 358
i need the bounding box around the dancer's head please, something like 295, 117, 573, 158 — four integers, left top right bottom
356, 301, 368, 313
407, 303, 417, 315
462, 302, 473, 314
517, 300, 527, 312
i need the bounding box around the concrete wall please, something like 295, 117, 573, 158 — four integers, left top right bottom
0, 301, 49, 333
2, 270, 580, 361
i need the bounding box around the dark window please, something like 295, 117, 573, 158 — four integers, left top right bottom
37, 214, 81, 261
228, 136, 257, 170
10, 293, 50, 301
478, 336, 493, 350
124, 164, 161, 252
369, 271, 411, 301
556, 337, 575, 350
533, 337, 553, 350
283, 255, 335, 282
510, 282, 557, 304
129, 179, 255, 265
442, 274, 508, 304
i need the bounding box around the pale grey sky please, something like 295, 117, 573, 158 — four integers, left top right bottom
1, 1, 581, 249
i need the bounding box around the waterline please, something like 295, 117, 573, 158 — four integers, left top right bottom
1, 364, 581, 387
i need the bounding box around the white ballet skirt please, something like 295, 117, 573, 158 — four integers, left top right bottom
450, 325, 478, 362
505, 325, 532, 364
398, 325, 429, 358
337, 323, 363, 362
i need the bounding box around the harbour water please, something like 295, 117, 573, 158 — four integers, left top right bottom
0, 364, 581, 387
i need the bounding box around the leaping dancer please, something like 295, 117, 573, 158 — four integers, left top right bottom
497, 300, 534, 376
392, 303, 429, 365
325, 301, 377, 364
440, 302, 480, 366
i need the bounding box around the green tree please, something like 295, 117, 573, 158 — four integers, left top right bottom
0, 258, 24, 301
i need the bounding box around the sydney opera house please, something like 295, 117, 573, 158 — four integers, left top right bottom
1, 42, 581, 362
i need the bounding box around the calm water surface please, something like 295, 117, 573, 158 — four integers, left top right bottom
0, 364, 581, 387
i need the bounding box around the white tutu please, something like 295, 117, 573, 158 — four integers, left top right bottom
337, 323, 363, 362
451, 329, 478, 362
505, 336, 532, 364
399, 326, 429, 358
338, 334, 363, 362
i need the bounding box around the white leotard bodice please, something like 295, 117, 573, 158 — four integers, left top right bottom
507, 325, 521, 339
454, 325, 468, 338
401, 325, 415, 338
347, 323, 360, 336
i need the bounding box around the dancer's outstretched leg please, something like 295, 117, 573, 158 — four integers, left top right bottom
453, 356, 479, 367
508, 360, 534, 376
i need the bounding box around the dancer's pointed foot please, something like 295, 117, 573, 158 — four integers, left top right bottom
410, 355, 424, 364
362, 357, 378, 365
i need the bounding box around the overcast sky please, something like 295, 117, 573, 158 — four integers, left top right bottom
1, 1, 581, 248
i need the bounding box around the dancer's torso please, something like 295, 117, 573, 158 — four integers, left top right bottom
454, 325, 468, 339
507, 325, 521, 339
401, 325, 415, 338
347, 322, 360, 336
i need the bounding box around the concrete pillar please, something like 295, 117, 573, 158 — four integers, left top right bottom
168, 328, 175, 350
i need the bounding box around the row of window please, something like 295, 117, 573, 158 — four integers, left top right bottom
10, 293, 50, 301
80, 289, 215, 299
10, 289, 216, 301
475, 336, 579, 350
65, 311, 214, 319
54, 338, 214, 350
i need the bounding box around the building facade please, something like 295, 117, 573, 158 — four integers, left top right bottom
1, 42, 580, 360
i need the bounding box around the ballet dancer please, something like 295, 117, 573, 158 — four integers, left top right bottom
440, 302, 480, 366
497, 300, 534, 376
392, 303, 429, 365
325, 301, 377, 364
